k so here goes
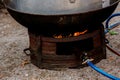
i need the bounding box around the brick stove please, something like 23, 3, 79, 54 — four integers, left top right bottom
24, 24, 106, 69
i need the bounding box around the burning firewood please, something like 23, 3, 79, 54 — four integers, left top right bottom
74, 30, 88, 36
53, 30, 88, 38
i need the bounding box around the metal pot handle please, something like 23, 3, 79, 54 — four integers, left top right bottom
23, 48, 32, 56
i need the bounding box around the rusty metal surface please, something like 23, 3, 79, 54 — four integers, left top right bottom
28, 25, 106, 68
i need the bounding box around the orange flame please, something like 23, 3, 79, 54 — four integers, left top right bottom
73, 30, 88, 36
53, 30, 88, 38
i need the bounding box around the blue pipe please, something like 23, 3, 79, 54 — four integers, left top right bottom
105, 12, 120, 56
105, 13, 120, 33
105, 22, 120, 34
87, 61, 120, 80
86, 13, 120, 80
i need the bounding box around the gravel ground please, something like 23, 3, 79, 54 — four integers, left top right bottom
0, 3, 120, 80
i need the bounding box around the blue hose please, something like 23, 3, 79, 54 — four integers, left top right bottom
105, 13, 120, 56
87, 61, 120, 80
105, 13, 120, 33
85, 13, 120, 80
105, 21, 120, 34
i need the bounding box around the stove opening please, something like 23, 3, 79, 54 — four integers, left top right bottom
56, 38, 93, 55
53, 30, 88, 38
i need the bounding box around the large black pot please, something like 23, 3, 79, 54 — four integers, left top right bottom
4, 0, 120, 34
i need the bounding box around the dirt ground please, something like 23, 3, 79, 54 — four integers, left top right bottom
0, 3, 120, 80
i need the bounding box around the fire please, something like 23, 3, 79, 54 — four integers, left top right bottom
53, 30, 88, 38
73, 30, 88, 36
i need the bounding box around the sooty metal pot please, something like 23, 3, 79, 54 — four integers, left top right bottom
3, 0, 120, 34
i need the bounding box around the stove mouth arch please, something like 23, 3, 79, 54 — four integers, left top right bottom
40, 29, 99, 42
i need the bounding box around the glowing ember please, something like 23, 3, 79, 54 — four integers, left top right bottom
53, 30, 88, 38
74, 30, 88, 36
